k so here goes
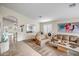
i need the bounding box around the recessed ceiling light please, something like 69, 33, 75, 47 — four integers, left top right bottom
38, 16, 42, 18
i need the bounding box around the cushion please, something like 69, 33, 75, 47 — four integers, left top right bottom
69, 36, 77, 43
53, 35, 58, 40
57, 34, 62, 40
62, 35, 69, 40
77, 38, 79, 45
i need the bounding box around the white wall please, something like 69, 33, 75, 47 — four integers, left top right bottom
24, 22, 40, 40
0, 6, 40, 41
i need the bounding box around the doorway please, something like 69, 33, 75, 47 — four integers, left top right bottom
0, 16, 18, 56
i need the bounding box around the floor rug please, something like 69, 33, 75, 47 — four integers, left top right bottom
23, 40, 67, 56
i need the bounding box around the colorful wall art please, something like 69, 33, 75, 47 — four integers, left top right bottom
58, 22, 79, 33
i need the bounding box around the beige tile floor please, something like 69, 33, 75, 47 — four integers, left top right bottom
1, 40, 66, 56
15, 41, 41, 56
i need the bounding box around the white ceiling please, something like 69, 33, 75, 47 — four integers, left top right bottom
0, 3, 79, 21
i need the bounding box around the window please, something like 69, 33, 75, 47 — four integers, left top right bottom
43, 24, 52, 33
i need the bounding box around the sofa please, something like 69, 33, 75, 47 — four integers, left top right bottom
50, 34, 79, 48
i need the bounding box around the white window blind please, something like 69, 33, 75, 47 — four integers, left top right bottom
43, 24, 52, 33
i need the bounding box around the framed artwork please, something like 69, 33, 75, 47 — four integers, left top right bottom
26, 24, 36, 33
58, 22, 79, 33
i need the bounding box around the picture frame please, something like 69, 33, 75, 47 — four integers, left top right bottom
26, 24, 36, 33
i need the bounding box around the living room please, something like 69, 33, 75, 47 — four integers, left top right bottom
0, 3, 79, 56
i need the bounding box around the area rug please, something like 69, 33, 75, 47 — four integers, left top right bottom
23, 40, 67, 56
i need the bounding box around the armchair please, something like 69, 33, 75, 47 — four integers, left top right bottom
35, 32, 49, 47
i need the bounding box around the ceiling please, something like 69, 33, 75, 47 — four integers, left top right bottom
0, 3, 79, 22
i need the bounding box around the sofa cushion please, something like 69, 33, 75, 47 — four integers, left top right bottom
77, 38, 79, 45
69, 36, 77, 43
57, 34, 63, 40
52, 35, 58, 40
62, 35, 69, 41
